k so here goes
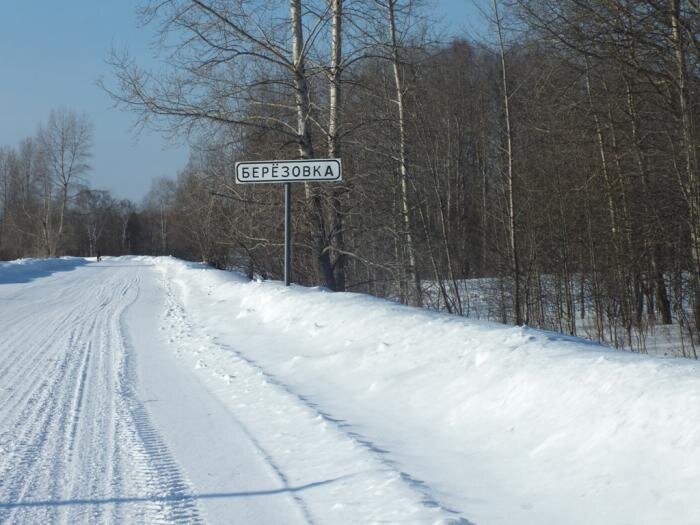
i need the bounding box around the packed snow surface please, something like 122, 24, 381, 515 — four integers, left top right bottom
1, 256, 699, 524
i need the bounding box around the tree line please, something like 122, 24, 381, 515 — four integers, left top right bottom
2, 0, 698, 356
0, 109, 177, 260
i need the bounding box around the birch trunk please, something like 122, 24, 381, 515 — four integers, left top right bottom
290, 0, 336, 289
386, 0, 421, 305
494, 0, 522, 325
328, 0, 346, 291
42, 177, 53, 257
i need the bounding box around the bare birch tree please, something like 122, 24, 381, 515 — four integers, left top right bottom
381, 0, 421, 304
37, 109, 93, 256
492, 0, 522, 324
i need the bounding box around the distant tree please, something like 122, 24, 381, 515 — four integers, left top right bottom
142, 177, 177, 255
74, 189, 115, 257
116, 199, 136, 254
37, 108, 93, 256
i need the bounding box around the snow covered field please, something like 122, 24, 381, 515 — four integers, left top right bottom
421, 276, 697, 357
1, 256, 699, 524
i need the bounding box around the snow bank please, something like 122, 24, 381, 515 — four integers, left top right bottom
156, 257, 700, 525
0, 257, 88, 284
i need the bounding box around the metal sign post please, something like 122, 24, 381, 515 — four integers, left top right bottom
235, 159, 342, 286
284, 182, 292, 286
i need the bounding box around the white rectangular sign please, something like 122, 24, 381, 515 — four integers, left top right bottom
235, 159, 341, 184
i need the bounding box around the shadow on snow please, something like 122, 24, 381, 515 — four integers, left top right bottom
0, 478, 344, 510
0, 258, 89, 285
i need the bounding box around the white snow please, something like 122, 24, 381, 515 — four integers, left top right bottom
1, 255, 699, 524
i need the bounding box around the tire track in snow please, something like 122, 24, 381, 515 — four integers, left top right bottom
160, 275, 314, 524
0, 300, 89, 421
207, 341, 467, 519
0, 325, 95, 523
116, 280, 203, 524
0, 280, 118, 436
1, 290, 124, 523
0, 262, 203, 524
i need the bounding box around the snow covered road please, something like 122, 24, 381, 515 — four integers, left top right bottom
1, 256, 700, 524
0, 260, 200, 523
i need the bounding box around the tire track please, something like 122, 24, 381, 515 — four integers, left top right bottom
159, 272, 315, 524
0, 261, 203, 524
115, 279, 203, 524
0, 302, 89, 416
1, 320, 100, 524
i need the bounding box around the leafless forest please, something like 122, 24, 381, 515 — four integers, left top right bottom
1, 0, 698, 355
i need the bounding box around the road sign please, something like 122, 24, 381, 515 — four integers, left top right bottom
234, 158, 342, 287
235, 159, 341, 184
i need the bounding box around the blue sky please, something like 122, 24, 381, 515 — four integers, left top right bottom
0, 0, 482, 202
